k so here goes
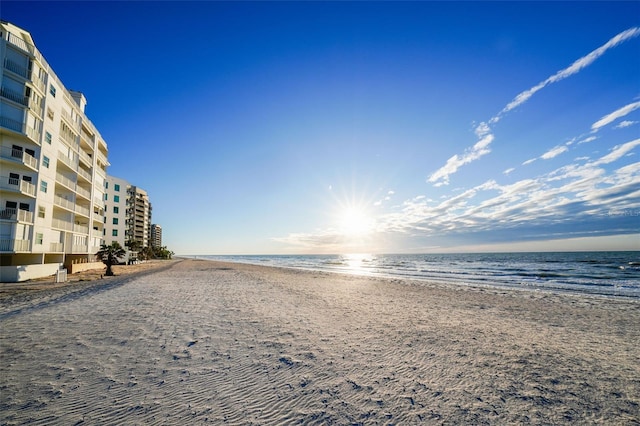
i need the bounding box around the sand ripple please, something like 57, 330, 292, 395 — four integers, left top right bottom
1, 259, 639, 424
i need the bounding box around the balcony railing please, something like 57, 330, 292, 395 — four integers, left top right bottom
0, 176, 36, 196
50, 242, 63, 252
31, 77, 46, 94
77, 167, 92, 182
25, 124, 41, 145
57, 151, 77, 171
0, 208, 34, 222
55, 173, 76, 190
54, 195, 75, 211
1, 86, 28, 105
0, 238, 30, 252
75, 204, 90, 217
59, 134, 80, 152
3, 58, 28, 78
0, 116, 23, 133
0, 146, 38, 169
60, 109, 79, 131
52, 218, 73, 231
73, 223, 89, 234
78, 149, 93, 167
5, 32, 34, 55
71, 244, 88, 254
76, 185, 91, 200
28, 96, 43, 117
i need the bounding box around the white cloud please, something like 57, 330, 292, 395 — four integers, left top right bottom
540, 145, 569, 160
577, 135, 597, 144
592, 139, 640, 165
591, 101, 640, 132
522, 158, 536, 166
616, 120, 638, 129
503, 167, 515, 175
497, 27, 640, 120
428, 134, 494, 185
427, 27, 640, 187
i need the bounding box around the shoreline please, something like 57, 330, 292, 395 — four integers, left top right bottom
1, 258, 639, 424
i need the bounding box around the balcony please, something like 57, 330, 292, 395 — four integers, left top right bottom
59, 133, 80, 152
76, 185, 91, 200
1, 86, 28, 106
0, 238, 30, 252
54, 195, 75, 211
0, 146, 38, 170
71, 244, 88, 254
57, 151, 77, 171
28, 96, 43, 118
77, 167, 92, 182
61, 109, 80, 131
52, 218, 73, 231
75, 204, 90, 218
49, 242, 63, 252
78, 149, 93, 167
73, 223, 89, 234
55, 173, 76, 191
0, 176, 36, 197
0, 208, 34, 223
3, 58, 28, 79
4, 31, 35, 55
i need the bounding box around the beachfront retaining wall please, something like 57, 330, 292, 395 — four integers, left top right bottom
0, 263, 62, 283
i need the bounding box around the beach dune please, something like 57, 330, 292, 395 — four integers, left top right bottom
1, 259, 638, 424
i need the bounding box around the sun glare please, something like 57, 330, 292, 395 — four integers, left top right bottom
339, 207, 375, 237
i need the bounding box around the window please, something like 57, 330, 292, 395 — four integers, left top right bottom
105, 182, 109, 189
114, 195, 120, 203
43, 156, 50, 168
36, 233, 43, 244
112, 229, 118, 237
19, 203, 29, 211
49, 84, 56, 97
113, 206, 119, 214
9, 173, 19, 185
104, 194, 108, 201
47, 108, 54, 120
40, 180, 47, 193
45, 132, 52, 144
38, 206, 45, 218
113, 218, 119, 225
114, 184, 120, 191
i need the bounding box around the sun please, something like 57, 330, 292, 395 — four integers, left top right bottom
339, 207, 375, 237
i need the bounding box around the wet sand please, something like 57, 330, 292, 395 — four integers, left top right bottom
1, 258, 638, 424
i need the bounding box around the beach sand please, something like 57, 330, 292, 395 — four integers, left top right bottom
1, 258, 638, 425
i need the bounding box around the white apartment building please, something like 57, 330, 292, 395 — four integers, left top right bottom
103, 176, 152, 252
150, 224, 162, 248
103, 175, 129, 248
1, 21, 108, 281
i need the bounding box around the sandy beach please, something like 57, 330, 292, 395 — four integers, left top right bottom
1, 259, 638, 425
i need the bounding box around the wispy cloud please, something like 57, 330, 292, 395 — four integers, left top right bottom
591, 101, 640, 132
616, 120, 637, 129
278, 138, 640, 251
540, 145, 569, 160
427, 27, 640, 186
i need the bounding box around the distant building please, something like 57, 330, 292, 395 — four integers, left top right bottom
151, 224, 162, 248
103, 176, 152, 251
1, 21, 109, 281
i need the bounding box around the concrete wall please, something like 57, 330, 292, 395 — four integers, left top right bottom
0, 262, 61, 282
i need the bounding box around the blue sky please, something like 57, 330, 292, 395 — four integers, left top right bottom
3, 1, 639, 254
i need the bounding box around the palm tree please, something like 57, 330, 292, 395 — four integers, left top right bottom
96, 242, 126, 276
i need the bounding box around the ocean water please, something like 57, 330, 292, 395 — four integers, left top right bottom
194, 252, 640, 299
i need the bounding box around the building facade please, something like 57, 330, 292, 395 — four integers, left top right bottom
150, 224, 162, 248
103, 176, 152, 252
1, 22, 108, 281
